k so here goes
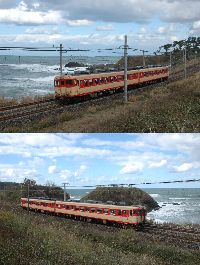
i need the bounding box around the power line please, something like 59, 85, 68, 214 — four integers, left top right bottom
62, 178, 200, 188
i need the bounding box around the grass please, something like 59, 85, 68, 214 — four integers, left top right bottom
0, 202, 200, 265
2, 68, 200, 133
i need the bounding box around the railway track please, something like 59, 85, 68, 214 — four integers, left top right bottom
0, 98, 55, 112
0, 63, 200, 129
140, 223, 200, 250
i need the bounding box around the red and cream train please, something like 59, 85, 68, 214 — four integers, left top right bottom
54, 66, 169, 100
21, 198, 147, 226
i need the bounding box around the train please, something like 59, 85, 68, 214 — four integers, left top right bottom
54, 66, 169, 100
21, 197, 147, 226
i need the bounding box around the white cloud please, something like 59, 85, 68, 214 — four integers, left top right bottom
173, 163, 194, 173
25, 27, 59, 35
21, 0, 200, 25
67, 19, 93, 26
0, 8, 64, 25
120, 162, 144, 174
96, 24, 114, 31
0, 0, 199, 39
59, 164, 88, 183
190, 20, 200, 35
149, 159, 167, 168
48, 165, 57, 174
0, 164, 40, 183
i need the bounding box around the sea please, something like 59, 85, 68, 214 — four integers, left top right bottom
66, 188, 200, 225
0, 55, 120, 99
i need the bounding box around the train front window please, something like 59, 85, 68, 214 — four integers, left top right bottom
55, 80, 60, 87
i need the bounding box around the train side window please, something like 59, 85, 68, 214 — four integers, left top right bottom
74, 80, 79, 86
85, 207, 90, 212
91, 208, 96, 213
118, 210, 122, 216
66, 80, 72, 85
89, 80, 93, 86
80, 80, 85, 88
140, 73, 144, 78
117, 75, 124, 81
128, 75, 131, 80
92, 79, 97, 86
110, 76, 114, 82
102, 77, 107, 84
103, 209, 109, 214
130, 210, 132, 216
61, 81, 65, 86
122, 210, 127, 215
80, 207, 85, 212
97, 208, 103, 214
110, 209, 115, 215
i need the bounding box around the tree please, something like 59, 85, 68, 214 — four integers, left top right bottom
23, 178, 37, 186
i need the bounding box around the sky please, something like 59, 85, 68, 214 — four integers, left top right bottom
0, 0, 200, 56
0, 133, 199, 188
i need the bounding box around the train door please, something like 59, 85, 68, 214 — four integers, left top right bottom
132, 209, 142, 224
122, 210, 129, 223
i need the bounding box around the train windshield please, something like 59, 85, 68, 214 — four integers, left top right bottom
133, 209, 143, 215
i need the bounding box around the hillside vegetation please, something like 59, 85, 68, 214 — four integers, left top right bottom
0, 180, 69, 202
81, 187, 159, 212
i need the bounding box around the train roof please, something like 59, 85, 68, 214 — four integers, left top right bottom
21, 197, 145, 210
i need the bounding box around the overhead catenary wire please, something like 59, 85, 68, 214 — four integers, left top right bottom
60, 178, 200, 188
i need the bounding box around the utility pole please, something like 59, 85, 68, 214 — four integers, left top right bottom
63, 183, 69, 201
60, 43, 63, 76
140, 50, 148, 67
183, 48, 187, 79
27, 183, 30, 213
20, 184, 23, 199
124, 35, 128, 103
169, 50, 172, 76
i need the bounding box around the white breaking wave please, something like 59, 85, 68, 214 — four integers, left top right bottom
8, 63, 60, 74
150, 194, 160, 198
